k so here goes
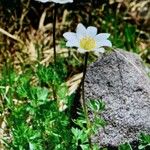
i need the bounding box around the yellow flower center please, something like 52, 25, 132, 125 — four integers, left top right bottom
80, 36, 96, 51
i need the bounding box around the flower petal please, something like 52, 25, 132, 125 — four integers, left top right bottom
76, 23, 87, 39
63, 32, 76, 40
66, 41, 76, 47
63, 32, 79, 47
96, 39, 112, 48
87, 26, 97, 37
95, 33, 110, 40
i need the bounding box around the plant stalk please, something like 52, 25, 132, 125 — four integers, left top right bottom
53, 4, 57, 64
82, 52, 93, 150
52, 4, 58, 104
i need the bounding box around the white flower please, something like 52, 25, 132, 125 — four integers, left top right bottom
63, 23, 112, 53
35, 0, 73, 4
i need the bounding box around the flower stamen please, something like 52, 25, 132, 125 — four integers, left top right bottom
80, 36, 96, 51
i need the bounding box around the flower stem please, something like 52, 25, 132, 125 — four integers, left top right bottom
52, 4, 57, 103
53, 3, 57, 64
82, 52, 88, 112
82, 52, 93, 150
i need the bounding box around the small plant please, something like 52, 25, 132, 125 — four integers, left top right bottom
71, 99, 106, 150
63, 23, 112, 149
0, 63, 73, 149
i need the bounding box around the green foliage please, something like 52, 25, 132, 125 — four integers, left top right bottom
9, 123, 42, 150
36, 64, 60, 86
36, 58, 67, 86
124, 24, 137, 52
101, 9, 138, 53
0, 62, 73, 150
72, 99, 106, 149
138, 133, 150, 150
16, 73, 31, 99
87, 99, 105, 113
119, 142, 133, 150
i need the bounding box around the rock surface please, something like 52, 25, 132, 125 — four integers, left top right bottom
84, 49, 150, 147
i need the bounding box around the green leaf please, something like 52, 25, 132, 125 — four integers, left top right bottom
138, 133, 150, 149
57, 84, 68, 100
17, 85, 28, 98
29, 142, 35, 150
36, 87, 48, 101
140, 133, 150, 143
119, 142, 132, 150
80, 144, 89, 150
92, 117, 106, 134
87, 99, 105, 113
71, 128, 84, 140
28, 86, 49, 106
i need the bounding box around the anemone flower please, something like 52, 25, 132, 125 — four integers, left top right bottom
63, 23, 112, 53
63, 23, 112, 149
35, 0, 73, 4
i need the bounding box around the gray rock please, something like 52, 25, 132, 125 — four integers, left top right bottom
84, 49, 150, 147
